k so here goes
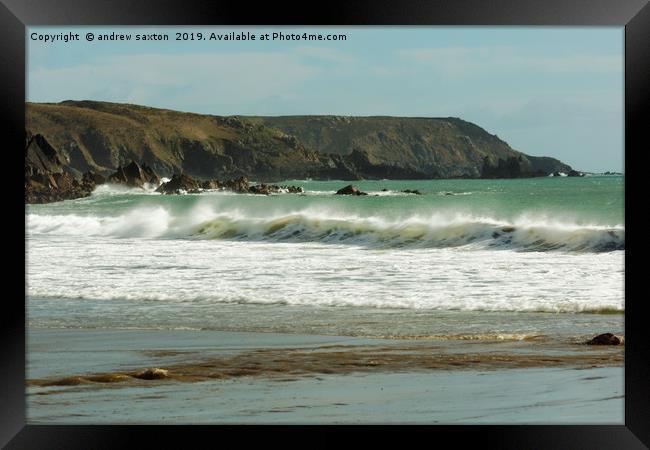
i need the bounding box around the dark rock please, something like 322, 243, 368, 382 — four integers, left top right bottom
481, 155, 548, 179
25, 172, 89, 204
25, 132, 95, 204
402, 189, 422, 195
155, 175, 303, 196
156, 173, 202, 194
335, 185, 368, 196
248, 184, 303, 195
51, 172, 76, 191
108, 160, 161, 187
141, 162, 161, 185
340, 148, 429, 180
282, 185, 304, 194
133, 368, 169, 380
82, 171, 106, 187
567, 170, 585, 177
201, 180, 221, 190
25, 132, 65, 177
222, 176, 250, 193
585, 333, 621, 345
249, 183, 281, 195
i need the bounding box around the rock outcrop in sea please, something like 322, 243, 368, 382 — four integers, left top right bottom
25, 132, 309, 203
585, 333, 622, 345
108, 161, 161, 187
335, 185, 368, 196
155, 173, 203, 194
156, 173, 304, 195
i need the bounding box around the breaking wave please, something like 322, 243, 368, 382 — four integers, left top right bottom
27, 205, 624, 252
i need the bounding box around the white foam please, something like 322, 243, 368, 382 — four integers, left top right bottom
27, 204, 625, 252
26, 237, 624, 313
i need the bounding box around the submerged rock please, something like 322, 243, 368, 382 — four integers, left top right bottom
585, 333, 622, 345
402, 189, 422, 195
335, 184, 368, 196
567, 170, 585, 177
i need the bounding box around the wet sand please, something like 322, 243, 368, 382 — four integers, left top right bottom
26, 328, 624, 424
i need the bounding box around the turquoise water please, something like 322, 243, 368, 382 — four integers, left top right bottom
281, 176, 624, 226
26, 175, 625, 324
34, 176, 623, 226
28, 176, 624, 252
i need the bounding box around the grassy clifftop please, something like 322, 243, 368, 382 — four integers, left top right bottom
26, 101, 572, 180
26, 100, 324, 181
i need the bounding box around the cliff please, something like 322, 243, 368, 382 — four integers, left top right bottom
26, 101, 572, 181
253, 115, 571, 178
25, 130, 98, 203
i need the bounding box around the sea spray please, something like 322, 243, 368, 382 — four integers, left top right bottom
27, 204, 624, 252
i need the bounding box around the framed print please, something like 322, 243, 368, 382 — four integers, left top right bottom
3, 0, 649, 447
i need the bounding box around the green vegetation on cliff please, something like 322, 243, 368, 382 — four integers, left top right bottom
26, 101, 572, 181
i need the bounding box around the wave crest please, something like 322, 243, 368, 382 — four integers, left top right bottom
27, 205, 624, 252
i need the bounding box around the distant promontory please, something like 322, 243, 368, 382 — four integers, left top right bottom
26, 100, 572, 184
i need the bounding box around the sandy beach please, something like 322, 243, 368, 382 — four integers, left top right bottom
27, 328, 624, 424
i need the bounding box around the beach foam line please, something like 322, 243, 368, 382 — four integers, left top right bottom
26, 292, 626, 314
375, 333, 547, 341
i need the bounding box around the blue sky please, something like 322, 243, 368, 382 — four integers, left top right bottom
27, 26, 623, 172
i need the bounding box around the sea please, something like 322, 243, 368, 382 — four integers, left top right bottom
26, 176, 624, 341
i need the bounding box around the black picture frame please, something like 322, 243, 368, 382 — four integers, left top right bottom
3, 0, 648, 447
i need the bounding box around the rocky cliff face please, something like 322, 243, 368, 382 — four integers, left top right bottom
253, 115, 572, 178
25, 131, 98, 203
26, 101, 572, 182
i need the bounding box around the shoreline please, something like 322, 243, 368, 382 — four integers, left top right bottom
27, 328, 624, 424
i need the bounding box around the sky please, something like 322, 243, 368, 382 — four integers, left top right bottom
27, 26, 624, 172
